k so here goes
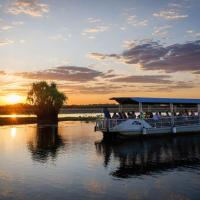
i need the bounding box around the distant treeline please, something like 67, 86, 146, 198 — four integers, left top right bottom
0, 103, 197, 115
62, 104, 118, 109
0, 104, 33, 115
0, 103, 119, 115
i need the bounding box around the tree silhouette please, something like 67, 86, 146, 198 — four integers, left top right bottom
27, 81, 67, 123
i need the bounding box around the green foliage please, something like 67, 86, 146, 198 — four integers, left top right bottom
27, 81, 67, 118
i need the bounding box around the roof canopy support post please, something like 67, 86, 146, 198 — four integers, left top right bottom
119, 104, 122, 112
198, 104, 200, 123
174, 105, 177, 113
170, 103, 174, 127
139, 102, 143, 119
148, 105, 150, 112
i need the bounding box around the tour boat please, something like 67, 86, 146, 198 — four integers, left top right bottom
95, 97, 200, 138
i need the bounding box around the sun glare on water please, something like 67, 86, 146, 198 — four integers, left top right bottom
11, 128, 17, 138
6, 94, 22, 104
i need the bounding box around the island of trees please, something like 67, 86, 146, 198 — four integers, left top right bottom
27, 81, 67, 124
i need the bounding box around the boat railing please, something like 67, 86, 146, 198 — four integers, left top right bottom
95, 116, 200, 131
95, 119, 127, 131
145, 118, 172, 128
144, 116, 199, 128
174, 116, 199, 126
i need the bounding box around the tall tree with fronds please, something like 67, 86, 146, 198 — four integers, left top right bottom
27, 81, 67, 123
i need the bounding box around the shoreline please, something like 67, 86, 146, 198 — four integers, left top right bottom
0, 116, 98, 126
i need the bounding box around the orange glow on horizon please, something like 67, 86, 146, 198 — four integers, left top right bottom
5, 94, 23, 104
11, 114, 17, 118
0, 88, 200, 106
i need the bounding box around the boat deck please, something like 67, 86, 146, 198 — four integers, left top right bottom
95, 116, 200, 134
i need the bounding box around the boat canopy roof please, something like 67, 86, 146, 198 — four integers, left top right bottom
110, 97, 200, 105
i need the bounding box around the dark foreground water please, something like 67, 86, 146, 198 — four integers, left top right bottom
0, 122, 200, 200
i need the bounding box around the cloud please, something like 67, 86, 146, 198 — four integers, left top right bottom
0, 71, 6, 75
0, 39, 14, 46
170, 81, 194, 89
111, 75, 172, 84
87, 17, 102, 23
0, 25, 13, 31
153, 8, 188, 20
193, 71, 200, 74
148, 81, 195, 92
120, 26, 126, 31
88, 52, 120, 60
0, 19, 24, 31
19, 39, 26, 44
48, 34, 71, 41
168, 3, 183, 9
82, 25, 109, 34
123, 40, 200, 73
123, 40, 136, 49
0, 87, 28, 96
63, 79, 195, 95
101, 69, 118, 78
152, 25, 172, 37
82, 18, 110, 38
89, 40, 200, 73
127, 15, 148, 26
12, 21, 24, 26
16, 66, 106, 82
122, 7, 135, 16
186, 30, 200, 38
8, 0, 49, 17
3, 66, 197, 96
63, 84, 123, 94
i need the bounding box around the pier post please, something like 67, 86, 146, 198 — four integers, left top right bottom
198, 104, 200, 123
170, 103, 174, 127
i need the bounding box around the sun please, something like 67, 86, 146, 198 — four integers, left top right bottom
6, 94, 22, 104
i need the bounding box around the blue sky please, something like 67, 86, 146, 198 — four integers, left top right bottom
0, 0, 200, 104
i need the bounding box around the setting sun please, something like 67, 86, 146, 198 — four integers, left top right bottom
6, 94, 22, 104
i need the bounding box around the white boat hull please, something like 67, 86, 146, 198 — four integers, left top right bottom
96, 118, 200, 138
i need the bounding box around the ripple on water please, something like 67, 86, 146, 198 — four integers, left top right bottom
0, 123, 200, 200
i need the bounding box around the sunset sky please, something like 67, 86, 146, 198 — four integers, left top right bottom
0, 0, 200, 105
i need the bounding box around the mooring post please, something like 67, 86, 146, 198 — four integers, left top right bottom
198, 104, 200, 123
170, 103, 174, 127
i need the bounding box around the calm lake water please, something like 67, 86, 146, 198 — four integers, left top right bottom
0, 122, 200, 200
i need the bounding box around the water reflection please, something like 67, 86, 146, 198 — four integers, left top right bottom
27, 125, 65, 163
10, 127, 17, 138
95, 135, 200, 178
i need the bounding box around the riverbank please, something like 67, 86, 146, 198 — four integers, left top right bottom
0, 116, 98, 126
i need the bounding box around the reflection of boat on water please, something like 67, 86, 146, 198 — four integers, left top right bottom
95, 97, 200, 137
95, 135, 200, 178
27, 125, 65, 163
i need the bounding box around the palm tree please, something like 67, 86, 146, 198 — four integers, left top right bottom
27, 81, 67, 124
